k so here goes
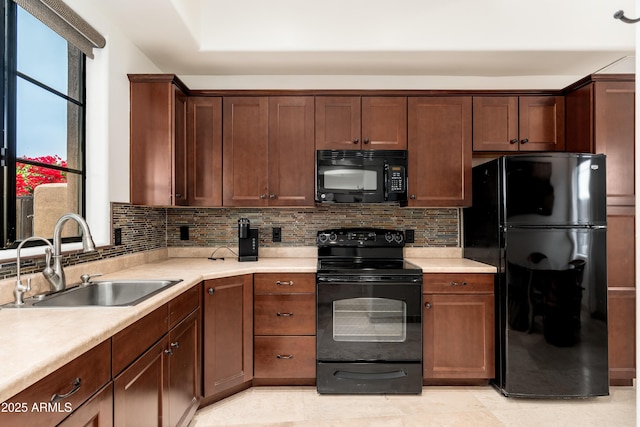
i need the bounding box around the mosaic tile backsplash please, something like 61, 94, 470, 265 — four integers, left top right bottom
1, 203, 459, 279
166, 205, 460, 247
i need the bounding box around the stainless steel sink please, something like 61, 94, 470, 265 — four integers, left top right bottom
3, 279, 182, 308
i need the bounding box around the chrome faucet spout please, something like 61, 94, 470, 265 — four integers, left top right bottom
14, 236, 54, 305
45, 213, 96, 292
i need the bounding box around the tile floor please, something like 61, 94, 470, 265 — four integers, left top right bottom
189, 385, 636, 427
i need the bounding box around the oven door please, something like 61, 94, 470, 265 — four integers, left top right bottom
316, 279, 422, 362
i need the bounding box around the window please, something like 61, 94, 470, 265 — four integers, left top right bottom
2, 0, 86, 248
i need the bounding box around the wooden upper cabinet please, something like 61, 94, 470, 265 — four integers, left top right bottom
315, 96, 360, 149
129, 75, 189, 206
408, 96, 472, 207
188, 97, 222, 206
268, 96, 315, 206
315, 96, 407, 150
566, 79, 635, 206
222, 97, 270, 206
472, 95, 565, 152
223, 96, 315, 207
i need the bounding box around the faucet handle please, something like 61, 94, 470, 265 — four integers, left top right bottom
14, 277, 31, 305
80, 273, 102, 286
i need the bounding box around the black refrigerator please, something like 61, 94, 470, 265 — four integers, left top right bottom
464, 153, 609, 398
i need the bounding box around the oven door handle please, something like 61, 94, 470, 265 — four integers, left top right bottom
334, 369, 408, 381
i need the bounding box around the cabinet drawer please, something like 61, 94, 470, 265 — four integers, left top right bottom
254, 273, 315, 294
169, 283, 201, 329
423, 273, 494, 294
112, 303, 169, 375
254, 336, 316, 378
254, 294, 316, 335
1, 340, 111, 427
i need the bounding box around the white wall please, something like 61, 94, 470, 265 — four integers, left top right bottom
51, 1, 161, 247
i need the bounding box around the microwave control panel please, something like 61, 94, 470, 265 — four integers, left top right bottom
388, 165, 406, 193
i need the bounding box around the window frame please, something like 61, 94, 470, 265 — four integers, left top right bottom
1, 0, 87, 249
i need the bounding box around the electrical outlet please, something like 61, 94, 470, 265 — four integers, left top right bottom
114, 228, 122, 246
405, 229, 415, 243
272, 227, 282, 242
180, 225, 189, 240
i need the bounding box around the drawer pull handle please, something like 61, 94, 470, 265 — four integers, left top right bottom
449, 281, 467, 286
276, 312, 294, 317
276, 354, 294, 359
276, 281, 294, 286
51, 378, 81, 403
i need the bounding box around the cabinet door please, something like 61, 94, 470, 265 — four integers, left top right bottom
361, 96, 407, 149
315, 96, 361, 149
222, 97, 269, 206
518, 95, 565, 151
203, 275, 253, 397
268, 96, 315, 206
472, 96, 519, 152
594, 81, 635, 206
408, 97, 472, 207
188, 97, 222, 206
173, 87, 188, 206
608, 288, 636, 385
57, 383, 113, 427
167, 308, 201, 427
130, 78, 188, 206
114, 338, 168, 427
423, 293, 495, 379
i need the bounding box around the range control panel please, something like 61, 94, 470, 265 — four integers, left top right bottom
316, 228, 405, 247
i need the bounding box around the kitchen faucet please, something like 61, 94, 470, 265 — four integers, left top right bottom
13, 236, 55, 305
43, 213, 96, 292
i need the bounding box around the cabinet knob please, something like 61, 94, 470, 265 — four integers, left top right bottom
510, 139, 518, 144
520, 138, 529, 144
353, 138, 359, 144
208, 288, 215, 295
363, 138, 370, 144
269, 194, 277, 199
410, 194, 416, 200
425, 302, 432, 309
164, 348, 173, 356
170, 341, 180, 349
260, 194, 267, 199
175, 193, 183, 199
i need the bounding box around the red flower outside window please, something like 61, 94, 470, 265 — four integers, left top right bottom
16, 155, 67, 196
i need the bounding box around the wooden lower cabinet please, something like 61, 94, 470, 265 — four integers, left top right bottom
423, 274, 495, 381
202, 275, 253, 397
0, 340, 111, 427
58, 383, 113, 427
113, 286, 202, 427
254, 336, 316, 380
253, 273, 316, 385
608, 287, 636, 385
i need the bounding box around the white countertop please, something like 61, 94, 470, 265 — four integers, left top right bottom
0, 255, 494, 403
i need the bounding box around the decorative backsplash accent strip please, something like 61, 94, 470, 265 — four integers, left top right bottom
0, 203, 459, 279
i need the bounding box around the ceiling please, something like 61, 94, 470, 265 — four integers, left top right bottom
96, 0, 636, 89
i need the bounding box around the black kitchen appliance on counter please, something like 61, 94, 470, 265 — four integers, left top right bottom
316, 228, 423, 394
238, 218, 258, 262
464, 153, 609, 398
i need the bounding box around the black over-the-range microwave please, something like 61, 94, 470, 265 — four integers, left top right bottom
315, 150, 408, 205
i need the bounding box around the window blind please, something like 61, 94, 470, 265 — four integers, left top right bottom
13, 0, 105, 58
